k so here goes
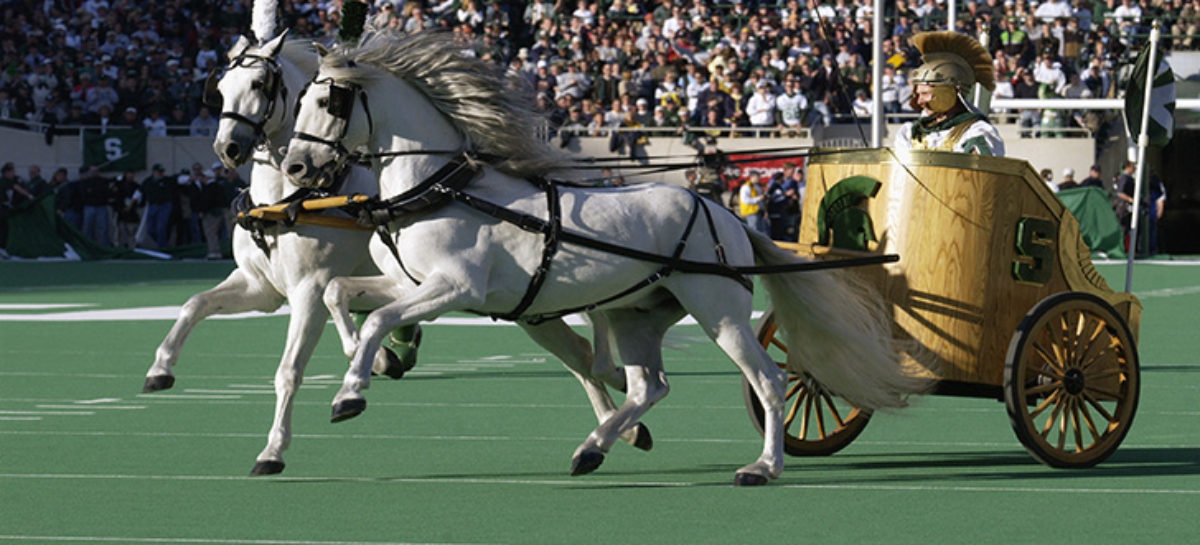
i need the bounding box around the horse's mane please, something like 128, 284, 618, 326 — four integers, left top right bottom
277, 39, 319, 77
320, 31, 568, 177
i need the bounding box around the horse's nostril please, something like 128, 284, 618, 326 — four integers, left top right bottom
286, 163, 305, 176
225, 142, 241, 160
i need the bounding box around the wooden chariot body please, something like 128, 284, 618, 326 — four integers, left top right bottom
746, 148, 1142, 468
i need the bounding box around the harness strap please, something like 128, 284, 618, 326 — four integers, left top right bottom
232, 189, 274, 257
493, 178, 561, 322
375, 225, 423, 287
520, 192, 706, 325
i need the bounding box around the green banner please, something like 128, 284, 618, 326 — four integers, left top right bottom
82, 128, 148, 172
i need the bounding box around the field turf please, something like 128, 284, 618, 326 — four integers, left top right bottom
1, 260, 1197, 544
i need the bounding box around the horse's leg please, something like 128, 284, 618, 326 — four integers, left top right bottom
144, 268, 283, 392
667, 276, 787, 486
584, 311, 627, 392
519, 319, 651, 451
569, 306, 682, 476
323, 275, 407, 370
251, 283, 329, 476
330, 274, 477, 422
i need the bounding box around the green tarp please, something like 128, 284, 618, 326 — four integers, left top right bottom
1056, 186, 1126, 259
3, 194, 217, 260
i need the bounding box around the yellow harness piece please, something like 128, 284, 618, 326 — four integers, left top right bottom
238, 194, 375, 231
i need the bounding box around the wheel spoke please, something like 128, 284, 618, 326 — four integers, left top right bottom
1083, 384, 1122, 401
1025, 381, 1062, 397
814, 398, 828, 440
800, 390, 816, 439
770, 336, 787, 353
820, 391, 847, 428
784, 386, 804, 429
1075, 398, 1094, 453
1040, 393, 1067, 439
1056, 400, 1068, 450
1073, 318, 1108, 370
1033, 337, 1066, 375
1085, 368, 1124, 383
1081, 391, 1116, 423
1030, 389, 1061, 419
1028, 364, 1062, 381
785, 381, 803, 401
1077, 398, 1102, 442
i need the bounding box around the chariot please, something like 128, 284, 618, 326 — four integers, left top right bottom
743, 148, 1142, 468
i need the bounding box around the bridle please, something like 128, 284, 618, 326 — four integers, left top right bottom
291, 74, 402, 186
204, 52, 288, 147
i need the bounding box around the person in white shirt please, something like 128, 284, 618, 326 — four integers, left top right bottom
775, 77, 808, 135
142, 109, 168, 137
1112, 0, 1143, 21
894, 32, 1005, 156
1034, 0, 1074, 22
852, 89, 872, 118
1033, 55, 1066, 91
745, 79, 776, 137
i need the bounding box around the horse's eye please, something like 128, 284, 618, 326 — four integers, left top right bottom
317, 98, 329, 108
251, 80, 263, 90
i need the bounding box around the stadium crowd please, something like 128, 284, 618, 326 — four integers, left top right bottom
1, 0, 1191, 253
0, 0, 1194, 136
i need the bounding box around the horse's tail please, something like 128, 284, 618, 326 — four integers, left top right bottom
746, 227, 930, 411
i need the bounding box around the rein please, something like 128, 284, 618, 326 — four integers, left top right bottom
306, 151, 896, 324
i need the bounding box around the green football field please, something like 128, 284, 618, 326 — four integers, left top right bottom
1, 260, 1197, 545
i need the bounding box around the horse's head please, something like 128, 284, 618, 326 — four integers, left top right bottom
281, 46, 371, 189
208, 31, 290, 168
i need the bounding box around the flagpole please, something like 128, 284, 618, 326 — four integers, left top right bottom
1125, 20, 1161, 293
871, 0, 884, 147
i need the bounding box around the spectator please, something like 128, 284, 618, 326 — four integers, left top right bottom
141, 164, 175, 249
738, 171, 768, 235
193, 168, 229, 259
25, 165, 49, 198
1080, 165, 1104, 188
142, 108, 168, 137
112, 171, 141, 249
78, 166, 113, 246
776, 76, 808, 135
1058, 168, 1079, 190
745, 79, 776, 136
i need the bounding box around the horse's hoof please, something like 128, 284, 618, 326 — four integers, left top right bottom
570, 450, 605, 476
733, 472, 769, 487
250, 460, 285, 476
378, 346, 415, 380
632, 423, 653, 451
331, 398, 367, 423
142, 375, 175, 393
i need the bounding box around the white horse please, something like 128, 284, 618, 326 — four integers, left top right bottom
144, 31, 644, 474
280, 32, 929, 485
142, 33, 418, 475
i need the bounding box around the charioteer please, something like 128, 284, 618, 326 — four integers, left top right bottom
894, 32, 1005, 157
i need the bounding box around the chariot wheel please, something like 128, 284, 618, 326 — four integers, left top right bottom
742, 309, 871, 456
1004, 292, 1140, 468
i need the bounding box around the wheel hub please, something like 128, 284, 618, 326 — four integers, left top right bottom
1062, 368, 1085, 395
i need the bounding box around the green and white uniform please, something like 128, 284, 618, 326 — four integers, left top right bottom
894, 110, 1005, 156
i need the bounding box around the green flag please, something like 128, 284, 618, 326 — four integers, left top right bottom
82, 128, 148, 172
1124, 45, 1176, 147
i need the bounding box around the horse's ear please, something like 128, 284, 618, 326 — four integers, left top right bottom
314, 42, 330, 58
263, 29, 289, 57
228, 35, 251, 60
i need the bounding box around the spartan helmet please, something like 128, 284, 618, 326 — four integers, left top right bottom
908, 32, 995, 114
910, 53, 978, 96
